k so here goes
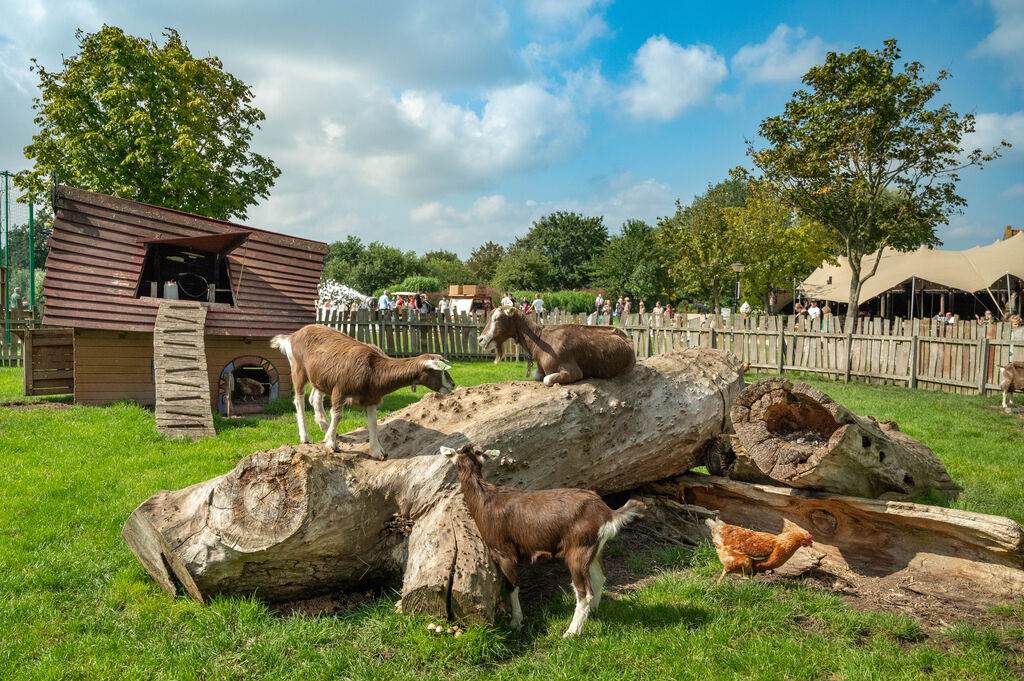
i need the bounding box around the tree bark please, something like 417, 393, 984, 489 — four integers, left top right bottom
725, 377, 959, 500
123, 348, 745, 622
674, 473, 1024, 603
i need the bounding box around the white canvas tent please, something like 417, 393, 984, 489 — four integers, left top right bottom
802, 232, 1024, 316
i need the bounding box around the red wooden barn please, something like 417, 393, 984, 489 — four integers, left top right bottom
36, 185, 327, 415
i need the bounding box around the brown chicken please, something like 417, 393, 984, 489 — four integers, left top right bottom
705, 517, 813, 584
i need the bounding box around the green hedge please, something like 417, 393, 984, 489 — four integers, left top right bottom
506, 290, 596, 314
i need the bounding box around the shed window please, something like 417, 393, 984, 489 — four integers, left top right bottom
136, 233, 247, 305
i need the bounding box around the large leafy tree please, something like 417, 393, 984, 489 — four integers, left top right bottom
590, 219, 670, 306
420, 250, 469, 288
17, 25, 280, 220
518, 211, 607, 290
322, 235, 365, 285
658, 178, 749, 312
491, 246, 551, 292
725, 174, 836, 310
352, 242, 422, 295
750, 39, 1006, 327
466, 241, 506, 286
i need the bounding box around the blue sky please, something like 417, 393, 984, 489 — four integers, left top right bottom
1, 0, 1021, 257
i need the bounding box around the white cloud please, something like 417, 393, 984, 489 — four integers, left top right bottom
961, 111, 1024, 160
976, 0, 1024, 64
407, 175, 674, 256
1002, 182, 1024, 198
620, 36, 727, 121
732, 24, 832, 83
524, 0, 609, 24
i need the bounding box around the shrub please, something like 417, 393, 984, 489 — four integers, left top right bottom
506, 290, 596, 314
395, 275, 442, 293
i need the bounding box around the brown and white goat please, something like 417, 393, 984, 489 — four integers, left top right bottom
272, 325, 455, 459
1001, 361, 1024, 411
477, 307, 635, 385
441, 443, 645, 637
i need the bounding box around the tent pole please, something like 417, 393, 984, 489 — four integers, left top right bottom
910, 275, 916, 320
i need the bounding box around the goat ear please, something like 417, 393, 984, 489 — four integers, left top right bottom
483, 449, 500, 459
502, 307, 514, 317
424, 359, 447, 371
439, 446, 456, 457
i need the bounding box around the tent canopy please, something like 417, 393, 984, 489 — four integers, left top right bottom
802, 232, 1024, 303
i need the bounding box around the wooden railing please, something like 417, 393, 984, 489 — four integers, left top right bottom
314, 308, 1022, 395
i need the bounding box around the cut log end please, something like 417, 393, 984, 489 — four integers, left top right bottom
729, 378, 959, 501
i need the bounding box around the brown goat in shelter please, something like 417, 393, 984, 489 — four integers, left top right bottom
1002, 361, 1024, 411
478, 307, 635, 385
272, 325, 455, 459
441, 443, 645, 637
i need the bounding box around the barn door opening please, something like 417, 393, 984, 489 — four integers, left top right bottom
218, 355, 279, 416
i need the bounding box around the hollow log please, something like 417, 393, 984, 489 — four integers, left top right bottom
672, 473, 1024, 603
726, 378, 959, 500
122, 348, 745, 622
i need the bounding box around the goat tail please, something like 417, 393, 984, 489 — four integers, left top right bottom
270, 334, 293, 364
598, 499, 646, 544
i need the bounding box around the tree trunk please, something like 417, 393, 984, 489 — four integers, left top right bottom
844, 258, 863, 332
673, 473, 1024, 603
724, 377, 959, 500
123, 348, 745, 622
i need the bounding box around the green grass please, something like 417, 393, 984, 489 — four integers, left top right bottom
1, 363, 1022, 680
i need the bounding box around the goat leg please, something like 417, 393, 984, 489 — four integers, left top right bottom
292, 389, 310, 444
309, 388, 330, 433
366, 406, 386, 460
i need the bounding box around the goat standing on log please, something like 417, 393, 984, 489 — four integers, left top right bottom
478, 307, 635, 385
1002, 361, 1024, 411
441, 443, 645, 637
272, 325, 455, 459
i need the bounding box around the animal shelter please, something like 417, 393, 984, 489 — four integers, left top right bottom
29, 185, 326, 428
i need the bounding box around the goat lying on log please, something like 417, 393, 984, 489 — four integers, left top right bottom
442, 443, 645, 636
1002, 361, 1024, 411
272, 325, 455, 459
478, 307, 635, 385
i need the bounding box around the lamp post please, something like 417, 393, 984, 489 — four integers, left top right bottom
731, 262, 745, 310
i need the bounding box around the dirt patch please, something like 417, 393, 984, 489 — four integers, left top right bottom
0, 400, 72, 411
272, 589, 378, 616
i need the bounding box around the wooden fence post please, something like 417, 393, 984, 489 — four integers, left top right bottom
777, 318, 785, 375
977, 337, 990, 395
909, 324, 919, 389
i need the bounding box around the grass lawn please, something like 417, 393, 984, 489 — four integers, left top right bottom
1, 362, 1022, 680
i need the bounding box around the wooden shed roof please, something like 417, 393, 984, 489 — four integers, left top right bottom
43, 186, 328, 337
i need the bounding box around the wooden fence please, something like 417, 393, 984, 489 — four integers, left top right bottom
315, 307, 1022, 396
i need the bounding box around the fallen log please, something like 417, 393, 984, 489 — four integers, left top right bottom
727, 378, 959, 500
672, 473, 1024, 603
122, 348, 745, 622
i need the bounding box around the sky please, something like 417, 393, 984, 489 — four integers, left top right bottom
0, 0, 1022, 258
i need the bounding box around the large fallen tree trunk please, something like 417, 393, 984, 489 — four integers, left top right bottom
726, 378, 959, 500
123, 348, 745, 622
671, 473, 1024, 603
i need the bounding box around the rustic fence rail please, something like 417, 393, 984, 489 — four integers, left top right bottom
315, 307, 1022, 396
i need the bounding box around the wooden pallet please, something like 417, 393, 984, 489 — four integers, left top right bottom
154, 301, 215, 439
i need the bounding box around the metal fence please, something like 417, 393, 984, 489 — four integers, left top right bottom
315, 307, 1022, 395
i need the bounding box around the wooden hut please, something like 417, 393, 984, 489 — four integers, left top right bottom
36, 186, 327, 428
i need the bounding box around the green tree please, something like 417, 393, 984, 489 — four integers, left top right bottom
725, 174, 836, 311
750, 39, 1007, 327
658, 179, 749, 312
518, 211, 607, 290
420, 250, 469, 288
590, 219, 670, 306
466, 241, 506, 286
5, 207, 53, 270
322, 235, 365, 285
352, 242, 421, 295
17, 25, 280, 220
491, 247, 551, 292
